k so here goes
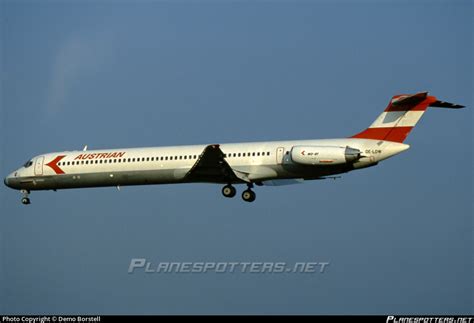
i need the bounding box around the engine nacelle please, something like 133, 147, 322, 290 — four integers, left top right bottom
291, 146, 361, 166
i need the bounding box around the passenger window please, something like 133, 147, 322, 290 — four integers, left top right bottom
238, 153, 241, 157
267, 152, 270, 156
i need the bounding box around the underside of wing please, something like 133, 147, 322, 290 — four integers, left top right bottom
185, 144, 249, 183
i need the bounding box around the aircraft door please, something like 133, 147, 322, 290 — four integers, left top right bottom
34, 156, 44, 176
276, 147, 285, 164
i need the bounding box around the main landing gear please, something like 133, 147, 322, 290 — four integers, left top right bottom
241, 188, 256, 203
21, 189, 31, 205
222, 184, 236, 198
221, 184, 256, 203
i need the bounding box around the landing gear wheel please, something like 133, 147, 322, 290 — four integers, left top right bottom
20, 189, 31, 205
222, 185, 236, 198
241, 189, 256, 202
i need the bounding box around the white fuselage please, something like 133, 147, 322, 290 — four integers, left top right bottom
4, 138, 409, 191
5, 91, 462, 204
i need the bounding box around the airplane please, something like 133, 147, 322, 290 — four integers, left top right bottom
3, 92, 465, 205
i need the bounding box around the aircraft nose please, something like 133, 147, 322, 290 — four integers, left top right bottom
3, 173, 14, 188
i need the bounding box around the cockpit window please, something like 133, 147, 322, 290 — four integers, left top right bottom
23, 160, 33, 168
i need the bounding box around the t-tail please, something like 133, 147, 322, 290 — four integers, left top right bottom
351, 92, 465, 143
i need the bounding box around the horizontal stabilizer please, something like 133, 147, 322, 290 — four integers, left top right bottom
430, 100, 465, 109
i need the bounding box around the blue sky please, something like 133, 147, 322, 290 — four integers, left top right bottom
0, 0, 472, 314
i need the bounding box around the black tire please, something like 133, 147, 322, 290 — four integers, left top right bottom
241, 189, 256, 202
21, 197, 30, 205
222, 185, 236, 198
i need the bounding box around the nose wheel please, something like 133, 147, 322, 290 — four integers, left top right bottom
21, 190, 31, 205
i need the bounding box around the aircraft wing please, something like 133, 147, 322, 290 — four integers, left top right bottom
185, 144, 250, 183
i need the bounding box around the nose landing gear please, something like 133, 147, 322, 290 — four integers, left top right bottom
21, 189, 31, 205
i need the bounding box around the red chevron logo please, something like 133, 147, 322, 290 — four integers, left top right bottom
46, 155, 66, 174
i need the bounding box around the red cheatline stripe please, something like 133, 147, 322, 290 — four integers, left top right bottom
351, 126, 414, 143
45, 155, 66, 174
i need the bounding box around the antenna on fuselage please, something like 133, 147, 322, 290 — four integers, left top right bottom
83, 145, 88, 151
